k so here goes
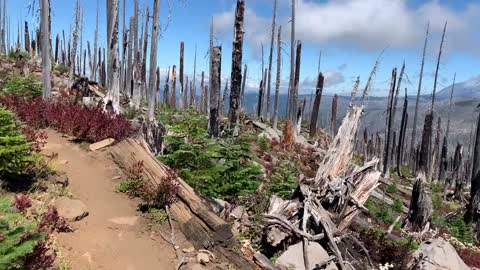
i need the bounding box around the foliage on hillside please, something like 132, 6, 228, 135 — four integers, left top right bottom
158, 108, 262, 201
0, 94, 133, 143
1, 75, 42, 98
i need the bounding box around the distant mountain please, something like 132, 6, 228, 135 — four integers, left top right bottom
243, 76, 480, 148
437, 76, 480, 100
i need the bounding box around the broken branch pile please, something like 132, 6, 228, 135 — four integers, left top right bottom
262, 106, 381, 270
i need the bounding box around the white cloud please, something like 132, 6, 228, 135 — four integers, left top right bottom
213, 0, 480, 53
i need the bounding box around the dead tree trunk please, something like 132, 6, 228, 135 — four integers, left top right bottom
257, 77, 264, 119
142, 0, 161, 155
179, 41, 184, 109
171, 65, 177, 108
272, 26, 281, 130
240, 64, 247, 111
287, 0, 295, 120
141, 6, 150, 101
440, 74, 456, 181
309, 72, 324, 139
40, 0, 51, 99
104, 0, 120, 113
126, 16, 134, 96
466, 111, 480, 229
431, 118, 442, 180
330, 94, 338, 136
410, 23, 429, 170
209, 46, 221, 138
383, 68, 397, 177
266, 0, 276, 121
431, 22, 447, 111
200, 71, 205, 112
68, 0, 80, 87
228, 0, 245, 131
391, 62, 405, 127
403, 175, 432, 232
418, 112, 434, 177
24, 21, 29, 52
396, 88, 408, 176
292, 40, 302, 127
164, 66, 170, 105
108, 139, 255, 270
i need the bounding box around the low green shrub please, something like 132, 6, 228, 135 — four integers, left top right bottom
2, 75, 42, 98
0, 108, 33, 177
386, 183, 398, 194
268, 158, 297, 199
0, 196, 45, 269
53, 64, 69, 75
446, 216, 476, 245
7, 49, 30, 61
158, 109, 262, 201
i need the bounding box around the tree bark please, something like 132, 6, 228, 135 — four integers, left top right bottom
287, 0, 295, 120
418, 112, 434, 177
171, 65, 177, 108
240, 64, 247, 111
404, 176, 432, 232
228, 0, 245, 131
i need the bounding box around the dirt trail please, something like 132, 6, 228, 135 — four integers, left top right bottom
43, 130, 176, 270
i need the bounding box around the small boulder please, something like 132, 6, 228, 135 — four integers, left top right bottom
89, 138, 115, 151
182, 247, 195, 253
412, 238, 469, 270
276, 242, 337, 270
54, 197, 88, 222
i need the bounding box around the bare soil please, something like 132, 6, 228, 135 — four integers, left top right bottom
43, 130, 176, 270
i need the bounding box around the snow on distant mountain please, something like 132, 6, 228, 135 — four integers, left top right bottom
437, 76, 480, 100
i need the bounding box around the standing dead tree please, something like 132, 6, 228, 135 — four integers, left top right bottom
68, 0, 80, 87
287, 0, 295, 119
179, 41, 184, 109
209, 46, 222, 138
266, 0, 276, 121
396, 88, 408, 176
292, 40, 302, 127
240, 64, 247, 111
330, 94, 338, 136
431, 22, 447, 111
104, 0, 121, 113
309, 72, 324, 139
40, 0, 51, 99
228, 0, 245, 132
440, 74, 456, 181
466, 106, 480, 238
143, 0, 161, 155
257, 74, 264, 119
383, 68, 398, 177
410, 23, 429, 170
171, 65, 177, 108
272, 26, 281, 130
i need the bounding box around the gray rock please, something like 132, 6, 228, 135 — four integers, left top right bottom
54, 197, 88, 221
412, 238, 469, 270
89, 138, 115, 151
276, 242, 338, 270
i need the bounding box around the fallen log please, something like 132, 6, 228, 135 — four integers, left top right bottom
108, 138, 255, 269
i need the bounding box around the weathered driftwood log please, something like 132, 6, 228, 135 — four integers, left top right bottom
108, 138, 255, 269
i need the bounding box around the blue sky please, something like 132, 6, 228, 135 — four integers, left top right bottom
5, 0, 480, 96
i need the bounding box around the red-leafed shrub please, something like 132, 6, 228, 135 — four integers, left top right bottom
13, 194, 32, 212
0, 95, 133, 143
